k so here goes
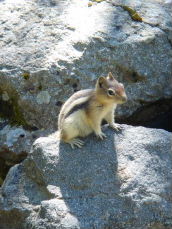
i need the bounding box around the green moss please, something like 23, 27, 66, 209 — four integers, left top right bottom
0, 88, 30, 129
22, 71, 30, 80
88, 0, 105, 7
121, 5, 142, 21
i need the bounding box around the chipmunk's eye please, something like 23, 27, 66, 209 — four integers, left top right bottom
108, 89, 115, 96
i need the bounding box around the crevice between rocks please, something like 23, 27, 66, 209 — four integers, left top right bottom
0, 148, 27, 186
117, 98, 172, 132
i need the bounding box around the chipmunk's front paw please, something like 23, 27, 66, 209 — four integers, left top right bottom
96, 132, 107, 140
110, 123, 122, 131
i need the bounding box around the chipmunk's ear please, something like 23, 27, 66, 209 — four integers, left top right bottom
98, 76, 106, 88
107, 72, 115, 80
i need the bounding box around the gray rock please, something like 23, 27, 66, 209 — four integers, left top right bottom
0, 124, 50, 184
0, 0, 172, 222
0, 125, 172, 229
0, 0, 172, 129
36, 91, 51, 105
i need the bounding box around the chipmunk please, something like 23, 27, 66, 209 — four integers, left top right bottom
58, 72, 127, 148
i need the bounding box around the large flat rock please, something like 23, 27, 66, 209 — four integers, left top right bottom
0, 125, 172, 229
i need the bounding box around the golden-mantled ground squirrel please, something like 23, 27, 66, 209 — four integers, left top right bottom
58, 72, 127, 148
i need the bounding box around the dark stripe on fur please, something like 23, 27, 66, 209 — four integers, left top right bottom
65, 100, 89, 118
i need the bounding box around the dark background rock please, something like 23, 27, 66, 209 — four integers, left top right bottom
117, 98, 172, 132
0, 125, 172, 229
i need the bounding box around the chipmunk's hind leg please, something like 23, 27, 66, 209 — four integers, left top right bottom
60, 121, 84, 149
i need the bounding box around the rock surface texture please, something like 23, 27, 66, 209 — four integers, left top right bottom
0, 124, 49, 185
0, 125, 172, 229
0, 0, 172, 226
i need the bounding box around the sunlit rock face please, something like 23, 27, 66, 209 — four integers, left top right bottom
0, 0, 172, 130
0, 125, 172, 229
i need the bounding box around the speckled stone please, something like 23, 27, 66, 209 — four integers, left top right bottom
0, 125, 172, 229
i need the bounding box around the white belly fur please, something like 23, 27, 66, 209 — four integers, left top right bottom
63, 110, 93, 138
